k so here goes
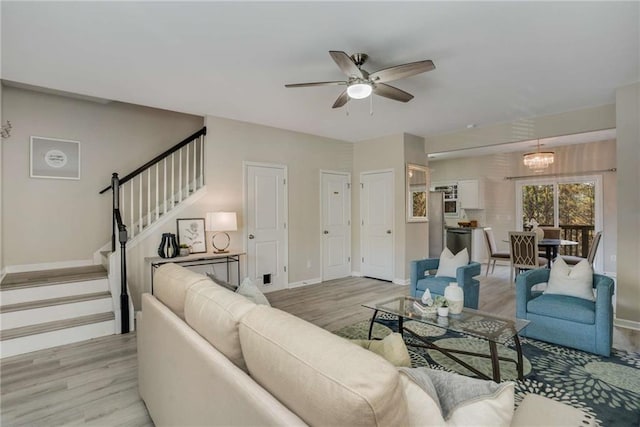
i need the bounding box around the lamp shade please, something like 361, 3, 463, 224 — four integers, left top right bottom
206, 212, 237, 232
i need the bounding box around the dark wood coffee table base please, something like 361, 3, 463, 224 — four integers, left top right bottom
367, 309, 525, 382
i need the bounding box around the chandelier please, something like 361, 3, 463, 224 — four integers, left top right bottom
523, 140, 554, 172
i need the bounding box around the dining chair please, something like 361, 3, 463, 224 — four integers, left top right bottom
540, 227, 561, 239
561, 231, 602, 267
508, 231, 547, 283
483, 227, 511, 276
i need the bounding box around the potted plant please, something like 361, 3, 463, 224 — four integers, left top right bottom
434, 296, 449, 317
179, 244, 191, 257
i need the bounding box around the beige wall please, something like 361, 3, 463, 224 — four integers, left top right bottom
352, 134, 404, 282
403, 134, 429, 277
125, 116, 353, 308
0, 83, 3, 276
1, 86, 204, 268
202, 115, 353, 286
430, 140, 617, 272
615, 82, 640, 325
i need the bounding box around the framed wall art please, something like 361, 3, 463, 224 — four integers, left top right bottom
177, 218, 207, 254
30, 136, 81, 180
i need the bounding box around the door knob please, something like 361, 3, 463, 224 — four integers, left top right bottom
323, 230, 329, 234
386, 230, 392, 234
248, 234, 255, 239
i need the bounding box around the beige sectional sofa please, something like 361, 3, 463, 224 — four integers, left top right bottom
138, 263, 594, 426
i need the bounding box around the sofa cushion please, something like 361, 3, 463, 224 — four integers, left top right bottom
239, 306, 409, 426
398, 373, 446, 426
400, 368, 514, 427
184, 281, 256, 372
153, 263, 213, 319
436, 247, 469, 278
527, 294, 596, 324
416, 276, 452, 295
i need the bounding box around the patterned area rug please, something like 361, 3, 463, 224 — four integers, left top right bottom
335, 317, 640, 427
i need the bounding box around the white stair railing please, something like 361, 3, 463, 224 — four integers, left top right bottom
98, 127, 206, 334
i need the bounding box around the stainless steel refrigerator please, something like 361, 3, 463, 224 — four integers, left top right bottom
428, 191, 446, 258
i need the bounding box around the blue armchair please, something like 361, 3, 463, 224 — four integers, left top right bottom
516, 268, 614, 357
410, 258, 481, 309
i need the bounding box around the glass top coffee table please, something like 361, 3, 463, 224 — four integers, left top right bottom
363, 296, 530, 382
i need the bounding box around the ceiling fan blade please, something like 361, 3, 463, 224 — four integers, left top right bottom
369, 60, 435, 83
332, 89, 350, 109
329, 51, 363, 78
285, 81, 347, 88
373, 83, 414, 102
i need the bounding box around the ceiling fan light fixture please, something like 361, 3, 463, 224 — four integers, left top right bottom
347, 82, 372, 99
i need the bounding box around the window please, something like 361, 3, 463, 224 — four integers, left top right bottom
516, 175, 602, 266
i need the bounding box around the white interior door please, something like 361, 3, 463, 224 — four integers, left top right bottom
246, 163, 288, 291
321, 171, 351, 281
360, 170, 394, 281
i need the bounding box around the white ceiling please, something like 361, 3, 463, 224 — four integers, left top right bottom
1, 1, 638, 143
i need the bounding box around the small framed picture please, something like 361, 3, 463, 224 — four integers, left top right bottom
30, 136, 81, 180
177, 218, 206, 254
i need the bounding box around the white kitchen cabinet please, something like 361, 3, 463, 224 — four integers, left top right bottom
458, 179, 485, 209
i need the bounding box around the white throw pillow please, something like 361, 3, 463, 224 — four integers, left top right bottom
236, 277, 271, 306
399, 367, 514, 427
436, 247, 469, 278
544, 258, 595, 301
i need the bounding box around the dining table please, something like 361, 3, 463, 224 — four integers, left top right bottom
538, 238, 578, 268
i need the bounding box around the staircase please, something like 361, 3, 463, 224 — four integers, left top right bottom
0, 127, 207, 358
0, 266, 115, 358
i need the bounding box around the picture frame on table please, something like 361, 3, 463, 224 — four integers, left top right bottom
176, 218, 207, 254
30, 136, 81, 180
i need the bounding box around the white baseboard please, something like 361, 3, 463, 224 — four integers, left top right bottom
614, 318, 640, 331
351, 271, 363, 277
393, 278, 410, 286
288, 277, 322, 289
5, 259, 96, 274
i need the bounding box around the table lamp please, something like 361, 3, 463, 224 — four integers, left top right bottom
205, 212, 237, 253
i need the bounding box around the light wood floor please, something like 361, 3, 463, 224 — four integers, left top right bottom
1, 265, 638, 426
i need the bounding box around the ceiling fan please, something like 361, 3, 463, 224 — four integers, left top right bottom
285, 51, 435, 109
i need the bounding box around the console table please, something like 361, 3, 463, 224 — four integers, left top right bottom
146, 251, 245, 293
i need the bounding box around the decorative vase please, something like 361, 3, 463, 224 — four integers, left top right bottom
444, 282, 464, 314
437, 306, 449, 317
158, 233, 179, 258
534, 227, 545, 241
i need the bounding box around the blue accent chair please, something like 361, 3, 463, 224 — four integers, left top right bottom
516, 268, 615, 357
410, 259, 481, 309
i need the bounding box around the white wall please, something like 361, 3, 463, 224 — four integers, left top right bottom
1, 86, 204, 268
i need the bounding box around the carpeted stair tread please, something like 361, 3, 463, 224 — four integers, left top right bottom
0, 266, 107, 290
0, 291, 112, 313
0, 312, 115, 341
